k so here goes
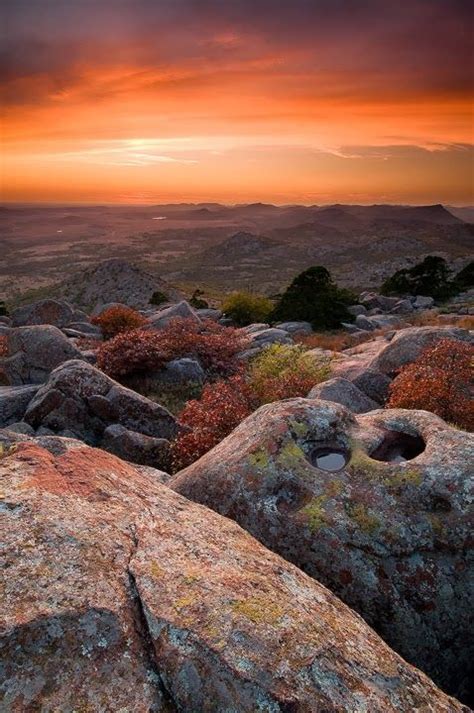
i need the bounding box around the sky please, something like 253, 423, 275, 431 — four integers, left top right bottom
1, 0, 473, 205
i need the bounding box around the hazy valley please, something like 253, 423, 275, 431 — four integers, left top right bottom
1, 202, 472, 302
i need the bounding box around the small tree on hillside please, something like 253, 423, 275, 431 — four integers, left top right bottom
270, 266, 355, 330
381, 255, 455, 299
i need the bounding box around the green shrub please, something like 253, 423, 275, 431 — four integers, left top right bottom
189, 289, 209, 309
270, 266, 355, 329
222, 291, 273, 326
0, 301, 8, 317
381, 256, 455, 299
248, 343, 330, 404
149, 290, 168, 306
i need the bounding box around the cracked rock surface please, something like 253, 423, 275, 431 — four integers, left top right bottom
0, 434, 465, 712
171, 398, 474, 704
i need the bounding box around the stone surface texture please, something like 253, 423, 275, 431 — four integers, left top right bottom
171, 399, 474, 703
0, 434, 466, 712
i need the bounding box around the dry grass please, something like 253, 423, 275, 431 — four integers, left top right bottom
295, 328, 392, 353
408, 311, 474, 330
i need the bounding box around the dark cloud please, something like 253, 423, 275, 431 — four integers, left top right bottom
1, 0, 471, 107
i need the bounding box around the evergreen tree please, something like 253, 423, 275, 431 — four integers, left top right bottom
381, 256, 455, 299
271, 266, 355, 329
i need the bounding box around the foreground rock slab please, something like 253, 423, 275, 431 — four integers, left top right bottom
171, 399, 474, 704
0, 436, 464, 712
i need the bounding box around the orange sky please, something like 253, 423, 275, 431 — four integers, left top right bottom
1, 0, 473, 204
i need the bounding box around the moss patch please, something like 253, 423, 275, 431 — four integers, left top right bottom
346, 502, 380, 534
276, 441, 306, 470
301, 495, 328, 532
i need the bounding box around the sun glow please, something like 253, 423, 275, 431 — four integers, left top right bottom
1, 1, 472, 204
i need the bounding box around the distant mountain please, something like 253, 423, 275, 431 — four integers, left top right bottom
196, 231, 283, 265
447, 206, 474, 223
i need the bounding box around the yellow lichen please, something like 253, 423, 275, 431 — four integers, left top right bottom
174, 595, 195, 611
276, 441, 306, 469
349, 448, 383, 478
289, 419, 310, 438
231, 596, 284, 625
346, 502, 380, 534
149, 561, 164, 579
248, 448, 270, 469
387, 467, 423, 488
301, 495, 328, 531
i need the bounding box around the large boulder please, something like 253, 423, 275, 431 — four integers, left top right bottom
149, 301, 200, 330
274, 321, 313, 335
171, 399, 474, 703
102, 423, 171, 469
248, 327, 293, 347
0, 384, 40, 426
359, 293, 400, 312
307, 377, 378, 413
413, 295, 435, 309
23, 360, 178, 463
10, 299, 85, 328
0, 435, 464, 712
370, 326, 473, 375
1, 326, 83, 385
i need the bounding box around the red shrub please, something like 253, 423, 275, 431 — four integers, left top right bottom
387, 339, 474, 430
96, 318, 248, 380
91, 305, 147, 339
172, 374, 256, 470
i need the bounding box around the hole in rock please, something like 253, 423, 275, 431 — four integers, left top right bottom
370, 430, 425, 463
431, 496, 452, 513
310, 447, 349, 472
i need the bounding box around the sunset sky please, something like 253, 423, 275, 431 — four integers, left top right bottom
1, 0, 473, 204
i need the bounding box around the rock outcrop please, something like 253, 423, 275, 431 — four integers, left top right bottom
22, 360, 178, 466
171, 399, 474, 703
10, 299, 86, 328
1, 326, 84, 385
60, 258, 184, 311
149, 301, 200, 330
307, 377, 378, 413
0, 384, 40, 427
0, 435, 465, 712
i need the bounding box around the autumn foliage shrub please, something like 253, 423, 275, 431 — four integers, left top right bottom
91, 305, 147, 339
387, 339, 474, 430
248, 343, 330, 403
96, 317, 248, 380
172, 342, 332, 469
172, 374, 256, 470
